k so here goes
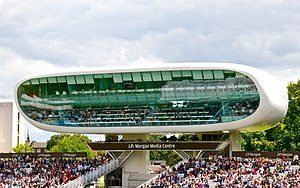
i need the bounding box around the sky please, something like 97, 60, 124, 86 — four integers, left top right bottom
0, 0, 300, 142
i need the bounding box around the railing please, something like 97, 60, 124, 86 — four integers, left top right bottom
64, 119, 218, 127
136, 159, 188, 188
63, 159, 119, 188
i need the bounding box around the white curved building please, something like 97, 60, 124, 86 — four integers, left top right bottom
14, 63, 288, 134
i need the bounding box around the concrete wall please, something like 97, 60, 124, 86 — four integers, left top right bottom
0, 101, 25, 152
121, 134, 150, 188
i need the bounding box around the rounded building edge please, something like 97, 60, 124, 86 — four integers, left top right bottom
14, 62, 289, 134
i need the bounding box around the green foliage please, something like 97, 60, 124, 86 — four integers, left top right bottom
149, 134, 181, 166
241, 131, 275, 151
150, 150, 181, 166
242, 80, 300, 151
178, 133, 196, 141
279, 80, 300, 151
46, 134, 69, 150
47, 134, 97, 158
148, 134, 165, 142
12, 143, 34, 153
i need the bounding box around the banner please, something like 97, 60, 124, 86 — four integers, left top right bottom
232, 151, 300, 158
0, 152, 87, 158
88, 141, 221, 150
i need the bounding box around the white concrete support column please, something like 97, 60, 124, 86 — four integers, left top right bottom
229, 131, 241, 157
196, 133, 203, 141
121, 134, 150, 188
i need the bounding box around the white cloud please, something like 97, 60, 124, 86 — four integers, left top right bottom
1, 0, 299, 70
265, 67, 300, 86
0, 48, 63, 98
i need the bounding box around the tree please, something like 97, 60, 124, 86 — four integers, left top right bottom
47, 134, 97, 158
241, 131, 276, 151
150, 150, 180, 166
241, 80, 300, 151
12, 143, 34, 153
46, 134, 69, 150
178, 133, 195, 141
276, 80, 300, 151
149, 134, 181, 166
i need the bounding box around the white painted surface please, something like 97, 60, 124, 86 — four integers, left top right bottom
0, 101, 25, 152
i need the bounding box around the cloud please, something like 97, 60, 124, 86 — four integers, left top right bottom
0, 0, 299, 71
265, 67, 300, 86
0, 48, 63, 98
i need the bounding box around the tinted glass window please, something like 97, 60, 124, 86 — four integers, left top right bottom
17, 69, 260, 128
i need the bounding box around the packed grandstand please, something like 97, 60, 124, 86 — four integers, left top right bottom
0, 153, 112, 187
139, 154, 300, 188
2, 153, 300, 187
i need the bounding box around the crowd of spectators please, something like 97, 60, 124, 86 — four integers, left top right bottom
23, 106, 217, 127
142, 154, 300, 188
22, 98, 260, 128
0, 153, 112, 187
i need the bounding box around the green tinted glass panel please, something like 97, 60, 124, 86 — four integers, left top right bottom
113, 73, 123, 83
182, 70, 192, 77
39, 78, 47, 84
94, 74, 103, 79
31, 79, 39, 85
103, 74, 112, 78
142, 72, 152, 81
17, 69, 260, 129
23, 81, 30, 85
236, 72, 246, 78
48, 77, 57, 83
66, 76, 76, 84
84, 75, 94, 84
122, 73, 132, 81
192, 70, 203, 79
213, 70, 224, 79
57, 76, 66, 83
162, 71, 172, 81
132, 72, 142, 82
151, 72, 162, 81
224, 70, 235, 78
75, 75, 85, 84
172, 71, 181, 77
203, 70, 213, 79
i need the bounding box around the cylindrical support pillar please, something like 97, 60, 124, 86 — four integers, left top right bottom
196, 133, 203, 141
229, 131, 241, 157
121, 134, 150, 188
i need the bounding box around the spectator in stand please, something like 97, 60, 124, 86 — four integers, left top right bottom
141, 154, 300, 188
0, 153, 112, 188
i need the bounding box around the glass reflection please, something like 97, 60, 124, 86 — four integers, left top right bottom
17, 70, 260, 127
